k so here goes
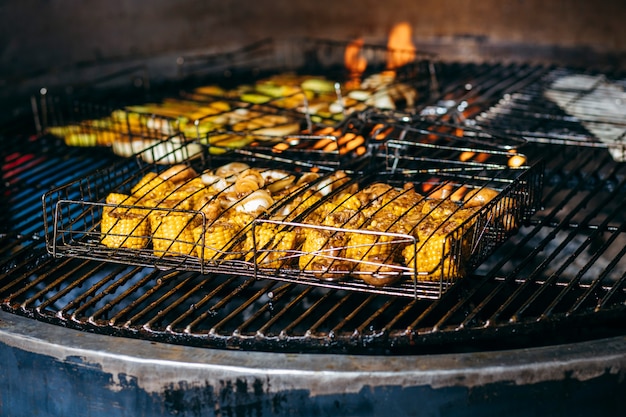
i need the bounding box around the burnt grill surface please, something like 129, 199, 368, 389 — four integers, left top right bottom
2, 61, 626, 355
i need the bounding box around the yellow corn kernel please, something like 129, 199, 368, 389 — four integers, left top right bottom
247, 224, 297, 268
402, 233, 459, 282
345, 230, 396, 262
333, 193, 362, 211
151, 212, 200, 257
243, 222, 274, 253
193, 222, 238, 261
131, 173, 158, 194
298, 228, 346, 271
101, 207, 150, 249
422, 199, 460, 221
157, 191, 195, 211
131, 173, 174, 201
283, 190, 321, 221
226, 212, 256, 231
261, 230, 297, 268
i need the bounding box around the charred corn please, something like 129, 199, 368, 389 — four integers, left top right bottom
246, 223, 297, 268
131, 173, 174, 201
299, 228, 346, 271
345, 230, 397, 262
402, 218, 460, 282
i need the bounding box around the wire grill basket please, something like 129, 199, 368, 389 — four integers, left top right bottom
42, 137, 542, 299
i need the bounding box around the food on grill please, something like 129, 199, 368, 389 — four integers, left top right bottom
151, 212, 201, 257
193, 221, 239, 261
507, 152, 527, 168
462, 187, 499, 207
100, 163, 307, 259
100, 193, 151, 249
111, 137, 154, 158
139, 135, 204, 164
131, 172, 175, 202
230, 113, 300, 137
233, 190, 275, 214
43, 63, 421, 167
46, 120, 121, 147
401, 211, 475, 282
158, 164, 198, 183
292, 180, 491, 285
243, 221, 298, 268
99, 161, 510, 287
237, 72, 418, 124
299, 228, 352, 281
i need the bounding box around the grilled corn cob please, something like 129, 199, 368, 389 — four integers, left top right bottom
151, 212, 201, 257
345, 230, 398, 262
245, 222, 298, 268
344, 224, 409, 286
401, 216, 470, 281
299, 228, 350, 280
101, 206, 150, 249
192, 222, 239, 261
131, 173, 174, 201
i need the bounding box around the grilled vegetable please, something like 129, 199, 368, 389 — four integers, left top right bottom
151, 212, 201, 257
193, 221, 239, 260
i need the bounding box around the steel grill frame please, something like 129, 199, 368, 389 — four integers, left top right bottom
2, 60, 626, 356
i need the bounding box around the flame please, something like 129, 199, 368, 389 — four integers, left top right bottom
386, 22, 416, 72
344, 38, 368, 87
344, 22, 417, 86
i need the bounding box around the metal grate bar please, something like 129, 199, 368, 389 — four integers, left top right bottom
256, 284, 312, 336
454, 148, 609, 329
30, 261, 111, 314
278, 288, 338, 335
486, 153, 624, 323
109, 269, 185, 328
545, 221, 626, 318
64, 264, 143, 322
213, 280, 277, 336
188, 276, 260, 334
592, 269, 626, 313
164, 274, 247, 333
511, 172, 626, 320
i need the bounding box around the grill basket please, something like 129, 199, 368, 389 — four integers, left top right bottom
42, 129, 542, 299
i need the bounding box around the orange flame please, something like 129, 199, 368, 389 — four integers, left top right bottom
386, 22, 416, 72
344, 38, 368, 87
344, 22, 417, 85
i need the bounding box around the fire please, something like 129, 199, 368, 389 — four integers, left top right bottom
344, 38, 368, 87
343, 22, 417, 84
386, 22, 416, 72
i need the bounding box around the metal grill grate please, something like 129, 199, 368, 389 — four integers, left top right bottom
473, 68, 626, 160
1, 62, 626, 354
